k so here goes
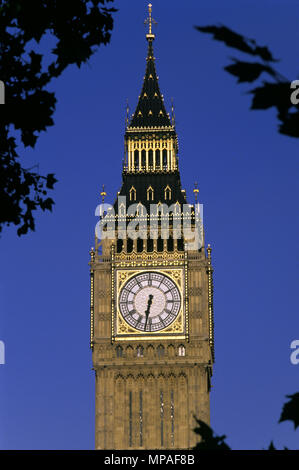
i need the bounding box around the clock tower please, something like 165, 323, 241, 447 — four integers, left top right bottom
89, 4, 214, 450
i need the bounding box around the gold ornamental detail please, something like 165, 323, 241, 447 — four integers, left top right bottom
115, 250, 185, 262
90, 269, 94, 350
207, 244, 215, 362
113, 267, 186, 341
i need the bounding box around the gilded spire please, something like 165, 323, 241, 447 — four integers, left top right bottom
144, 3, 156, 41
128, 5, 171, 129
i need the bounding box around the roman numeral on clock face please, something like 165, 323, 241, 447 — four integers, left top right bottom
125, 309, 136, 317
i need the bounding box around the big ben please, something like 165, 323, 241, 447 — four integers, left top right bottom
89, 4, 214, 450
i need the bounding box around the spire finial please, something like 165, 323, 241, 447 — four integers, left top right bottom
125, 99, 129, 128
100, 184, 107, 204
171, 98, 176, 127
89, 247, 95, 263
144, 3, 157, 41
193, 182, 199, 202
207, 243, 212, 261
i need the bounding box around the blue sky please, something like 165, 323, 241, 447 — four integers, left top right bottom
0, 0, 298, 449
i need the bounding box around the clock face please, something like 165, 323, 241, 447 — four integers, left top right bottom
119, 272, 181, 332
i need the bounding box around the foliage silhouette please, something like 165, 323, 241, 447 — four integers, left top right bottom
193, 417, 230, 450
195, 25, 299, 139
193, 392, 299, 449
279, 393, 299, 430
0, 0, 116, 236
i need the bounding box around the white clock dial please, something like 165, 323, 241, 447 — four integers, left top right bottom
118, 272, 181, 332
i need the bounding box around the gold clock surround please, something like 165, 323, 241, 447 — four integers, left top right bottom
113, 266, 188, 341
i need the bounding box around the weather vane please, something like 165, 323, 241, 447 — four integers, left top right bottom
144, 3, 157, 40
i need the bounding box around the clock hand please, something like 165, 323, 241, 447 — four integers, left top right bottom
144, 294, 153, 331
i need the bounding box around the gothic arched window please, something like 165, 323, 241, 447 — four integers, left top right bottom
116, 345, 123, 358
157, 201, 163, 215
157, 236, 163, 252
127, 238, 133, 253
137, 238, 143, 253
119, 203, 126, 216
129, 186, 136, 201
157, 345, 165, 358
134, 150, 139, 170
147, 238, 153, 252
117, 239, 123, 253
155, 149, 160, 169
149, 149, 153, 167
141, 149, 146, 169
177, 238, 184, 251
163, 149, 167, 169
167, 236, 174, 252
164, 185, 171, 201
147, 186, 154, 201
136, 202, 144, 216
174, 201, 181, 214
